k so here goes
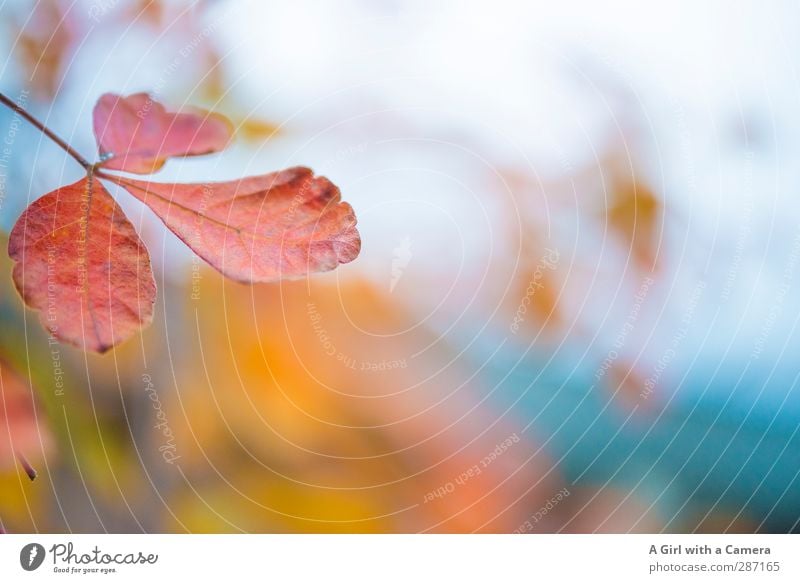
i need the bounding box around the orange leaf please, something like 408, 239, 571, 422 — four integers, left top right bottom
8, 177, 156, 353
607, 179, 661, 271
14, 0, 75, 99
93, 92, 233, 174
113, 167, 361, 282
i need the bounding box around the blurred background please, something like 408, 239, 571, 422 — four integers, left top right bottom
0, 0, 799, 533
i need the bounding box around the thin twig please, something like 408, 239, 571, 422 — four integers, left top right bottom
16, 451, 37, 481
0, 92, 91, 170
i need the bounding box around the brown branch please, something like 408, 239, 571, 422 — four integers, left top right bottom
0, 92, 91, 170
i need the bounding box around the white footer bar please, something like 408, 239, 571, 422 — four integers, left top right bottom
0, 534, 797, 581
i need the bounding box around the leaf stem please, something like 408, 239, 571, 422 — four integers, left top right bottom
0, 92, 91, 170
15, 451, 37, 481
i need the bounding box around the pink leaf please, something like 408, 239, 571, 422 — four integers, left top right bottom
113, 166, 361, 282
93, 92, 233, 174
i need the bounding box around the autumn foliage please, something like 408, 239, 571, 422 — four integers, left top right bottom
0, 358, 50, 475
6, 93, 361, 353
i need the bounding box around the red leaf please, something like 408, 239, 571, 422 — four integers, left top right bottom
113, 166, 361, 282
8, 177, 156, 353
93, 92, 233, 174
